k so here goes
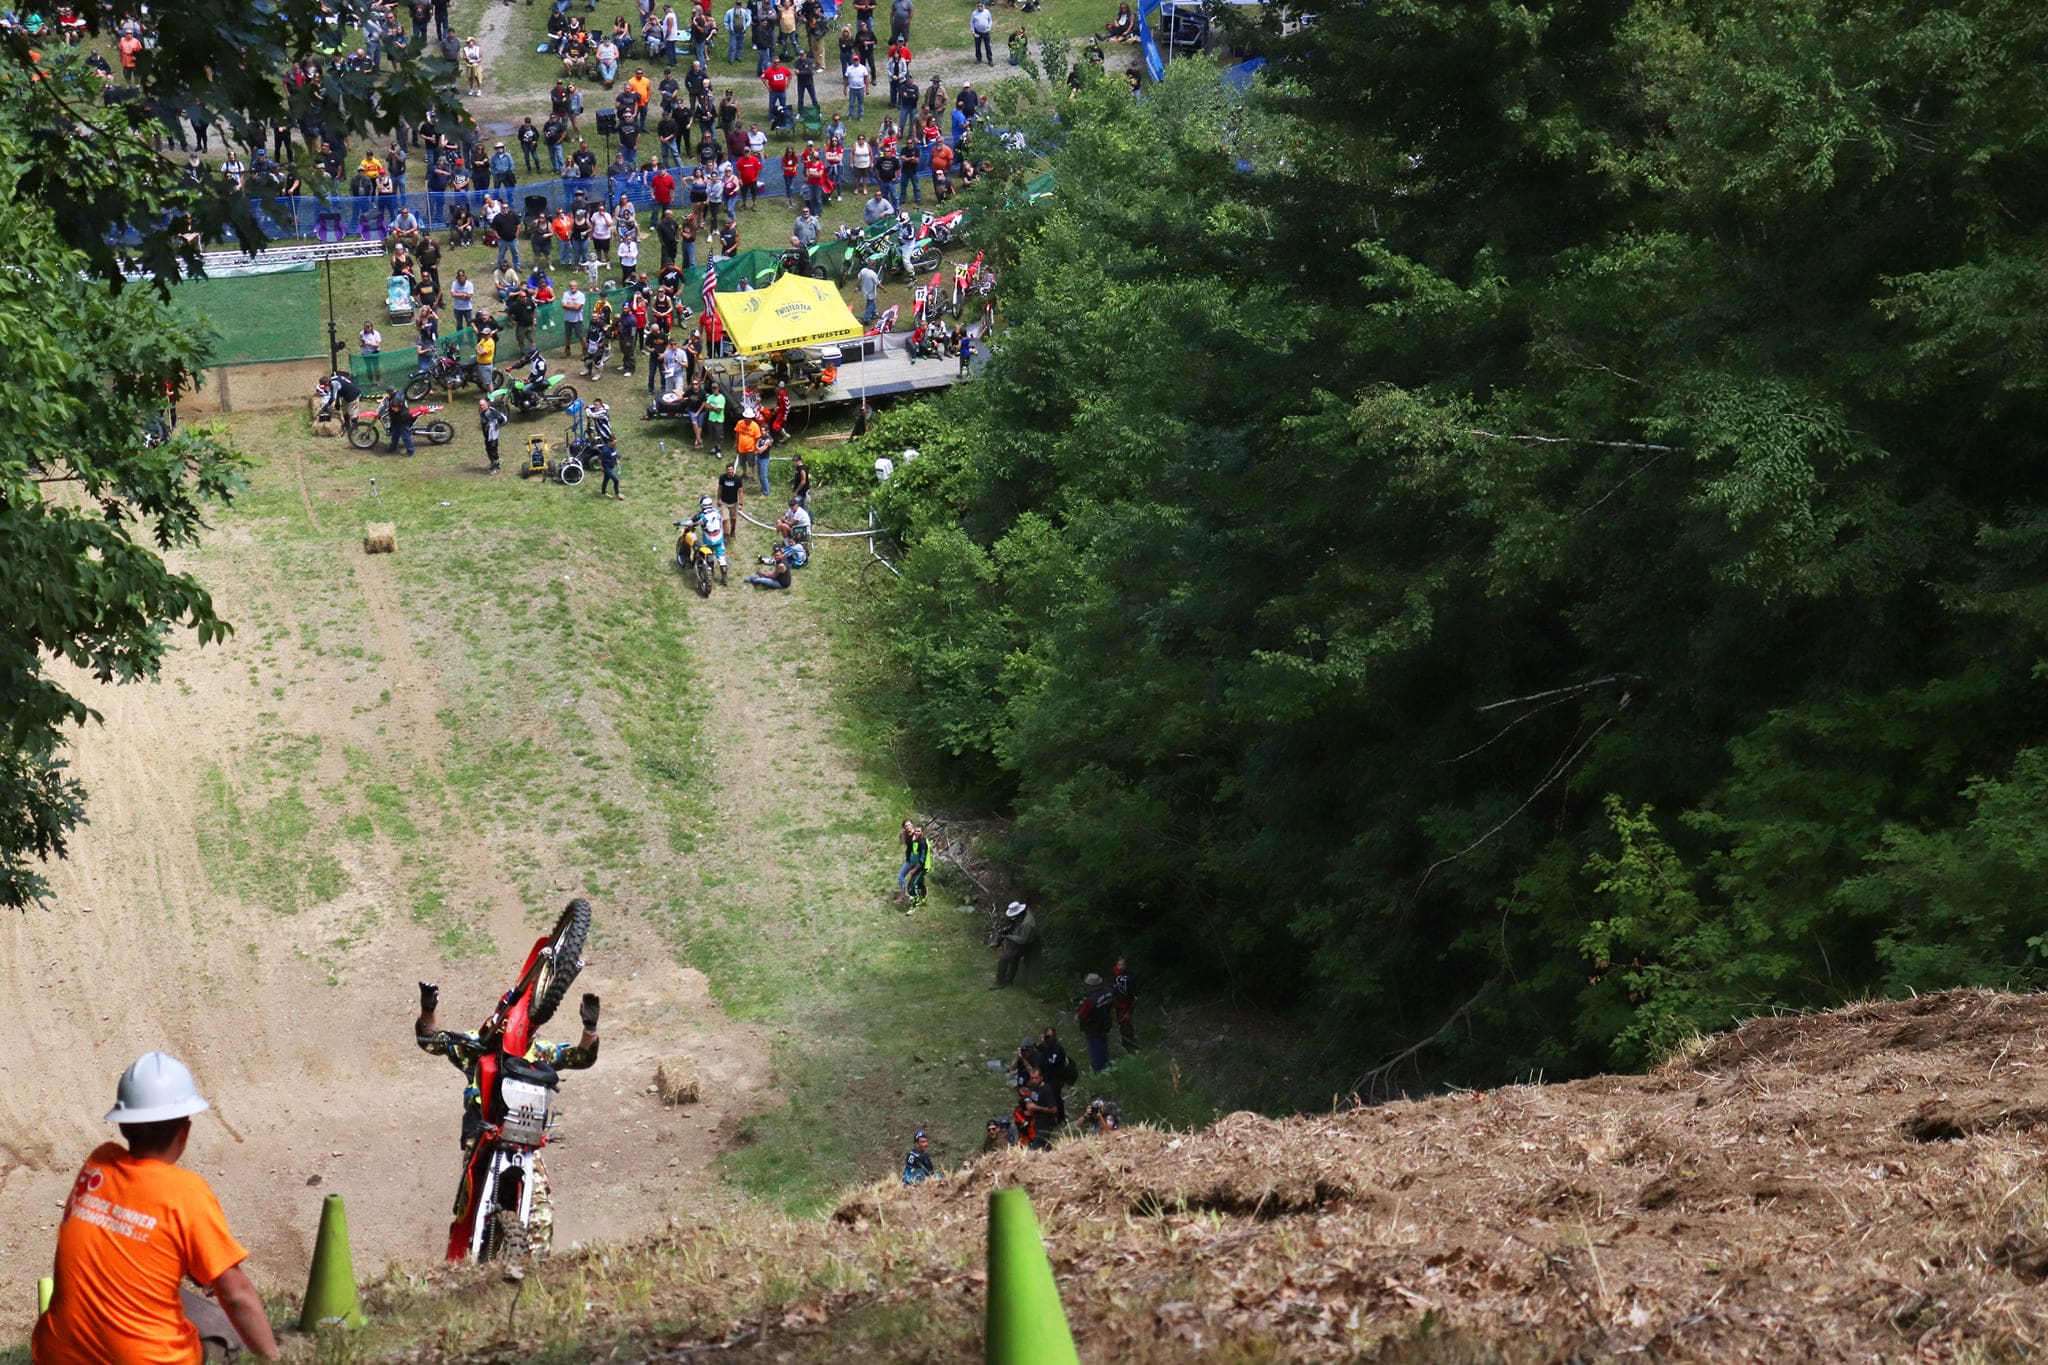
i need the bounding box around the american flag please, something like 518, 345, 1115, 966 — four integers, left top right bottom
701, 264, 721, 346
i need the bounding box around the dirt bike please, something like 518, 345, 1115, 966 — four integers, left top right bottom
675, 519, 726, 596
447, 898, 592, 1263
488, 371, 579, 419
403, 347, 489, 401
352, 402, 454, 450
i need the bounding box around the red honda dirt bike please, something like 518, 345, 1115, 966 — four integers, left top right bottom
445, 898, 591, 1263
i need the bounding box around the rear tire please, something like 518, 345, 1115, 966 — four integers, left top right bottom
529, 898, 591, 1028
494, 1208, 529, 1261
554, 384, 580, 404
403, 375, 432, 402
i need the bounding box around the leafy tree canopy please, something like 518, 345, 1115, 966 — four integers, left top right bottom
858, 0, 2048, 1084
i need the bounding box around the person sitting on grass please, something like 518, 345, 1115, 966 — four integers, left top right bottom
744, 544, 794, 590
1103, 1, 1135, 40
776, 498, 811, 544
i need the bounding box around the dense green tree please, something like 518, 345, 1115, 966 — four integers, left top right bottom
859, 0, 2048, 1084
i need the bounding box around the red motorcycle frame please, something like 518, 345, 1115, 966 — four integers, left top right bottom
444, 900, 589, 1262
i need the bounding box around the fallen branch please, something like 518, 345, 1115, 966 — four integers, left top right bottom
1467, 428, 1682, 454
1350, 978, 1500, 1101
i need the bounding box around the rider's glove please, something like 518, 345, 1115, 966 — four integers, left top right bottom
418, 981, 439, 1013
580, 992, 601, 1030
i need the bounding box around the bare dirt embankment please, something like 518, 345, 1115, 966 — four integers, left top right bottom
362, 989, 2048, 1362
0, 534, 770, 1332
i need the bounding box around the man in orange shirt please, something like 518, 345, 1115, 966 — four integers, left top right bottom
33, 1053, 281, 1364
628, 69, 654, 128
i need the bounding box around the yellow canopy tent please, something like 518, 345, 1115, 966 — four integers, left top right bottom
712, 273, 865, 354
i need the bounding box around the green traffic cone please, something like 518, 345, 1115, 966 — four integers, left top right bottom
37, 1277, 52, 1315
985, 1187, 1079, 1365
299, 1193, 367, 1331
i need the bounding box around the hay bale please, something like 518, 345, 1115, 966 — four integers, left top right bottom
652, 1054, 700, 1106
311, 418, 342, 438
363, 522, 397, 555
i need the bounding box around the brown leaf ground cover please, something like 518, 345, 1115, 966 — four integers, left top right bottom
341, 989, 2048, 1362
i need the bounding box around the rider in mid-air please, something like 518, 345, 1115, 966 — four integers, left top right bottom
414, 981, 601, 1253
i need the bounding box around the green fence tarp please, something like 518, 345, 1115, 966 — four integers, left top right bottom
173, 262, 329, 366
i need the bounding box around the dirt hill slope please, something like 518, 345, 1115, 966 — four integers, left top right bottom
359, 989, 2048, 1362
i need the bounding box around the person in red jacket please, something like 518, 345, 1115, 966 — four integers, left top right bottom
651, 165, 676, 209
734, 149, 762, 207
760, 59, 793, 120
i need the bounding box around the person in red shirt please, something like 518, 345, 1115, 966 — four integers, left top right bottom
734, 149, 762, 207
33, 1054, 281, 1364
760, 59, 793, 121
780, 146, 800, 200
801, 146, 828, 216
651, 165, 676, 209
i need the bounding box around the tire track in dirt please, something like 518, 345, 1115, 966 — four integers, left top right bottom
293, 447, 324, 532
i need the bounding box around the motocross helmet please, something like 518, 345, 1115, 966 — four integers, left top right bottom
700, 495, 715, 509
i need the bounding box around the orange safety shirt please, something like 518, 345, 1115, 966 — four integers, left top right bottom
32, 1143, 247, 1365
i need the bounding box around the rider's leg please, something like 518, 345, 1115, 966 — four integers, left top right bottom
528, 1158, 554, 1255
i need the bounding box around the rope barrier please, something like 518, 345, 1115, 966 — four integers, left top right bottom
735, 506, 882, 538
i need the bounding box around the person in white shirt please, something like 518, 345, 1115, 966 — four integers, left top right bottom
561, 282, 588, 355
589, 206, 616, 262
969, 2, 994, 64
843, 57, 870, 120
359, 323, 383, 353
461, 37, 483, 91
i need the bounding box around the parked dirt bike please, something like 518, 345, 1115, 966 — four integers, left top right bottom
488, 372, 579, 418
351, 402, 454, 450
447, 898, 592, 1263
675, 519, 726, 597
403, 347, 489, 401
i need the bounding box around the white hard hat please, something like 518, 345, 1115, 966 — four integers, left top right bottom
105, 1052, 211, 1124
901, 446, 919, 462
1005, 901, 1027, 918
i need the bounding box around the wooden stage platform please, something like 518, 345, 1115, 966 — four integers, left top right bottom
826, 336, 969, 403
